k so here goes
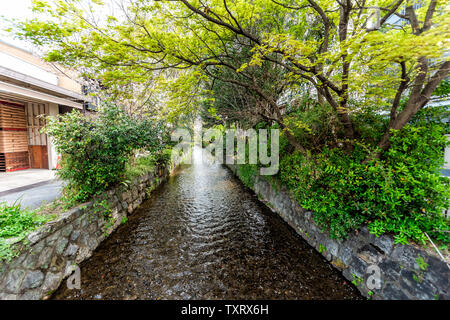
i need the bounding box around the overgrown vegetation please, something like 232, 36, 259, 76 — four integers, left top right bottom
0, 202, 54, 261
237, 164, 258, 189
125, 154, 157, 181
278, 107, 449, 245
0, 104, 172, 261
44, 104, 164, 204
124, 148, 173, 181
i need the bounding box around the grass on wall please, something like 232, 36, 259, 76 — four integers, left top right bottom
0, 202, 54, 262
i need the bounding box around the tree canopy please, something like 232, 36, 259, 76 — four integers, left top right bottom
11, 0, 450, 155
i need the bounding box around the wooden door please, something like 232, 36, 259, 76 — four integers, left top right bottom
29, 145, 48, 169
26, 103, 48, 169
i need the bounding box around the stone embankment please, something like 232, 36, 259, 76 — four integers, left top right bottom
227, 164, 449, 300
0, 157, 183, 300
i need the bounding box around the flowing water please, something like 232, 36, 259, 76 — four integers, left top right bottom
52, 148, 361, 300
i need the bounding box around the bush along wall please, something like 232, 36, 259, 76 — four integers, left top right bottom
0, 156, 184, 300
227, 164, 450, 300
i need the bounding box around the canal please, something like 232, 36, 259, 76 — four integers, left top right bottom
52, 148, 361, 300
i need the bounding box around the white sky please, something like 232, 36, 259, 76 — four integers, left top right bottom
0, 0, 36, 51
0, 0, 127, 53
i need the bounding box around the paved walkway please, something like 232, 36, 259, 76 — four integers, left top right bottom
0, 169, 62, 210
0, 169, 56, 192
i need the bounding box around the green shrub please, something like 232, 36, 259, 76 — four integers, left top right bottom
155, 148, 173, 167
280, 110, 450, 245
125, 154, 158, 180
0, 202, 54, 261
237, 164, 258, 189
124, 147, 174, 181
44, 104, 162, 203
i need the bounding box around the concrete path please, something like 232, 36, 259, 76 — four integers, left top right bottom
0, 169, 62, 210
0, 180, 63, 210
0, 169, 56, 192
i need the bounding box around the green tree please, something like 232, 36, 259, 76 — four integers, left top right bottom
11, 0, 449, 156
44, 104, 162, 202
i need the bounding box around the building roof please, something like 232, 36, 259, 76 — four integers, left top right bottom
0, 40, 89, 108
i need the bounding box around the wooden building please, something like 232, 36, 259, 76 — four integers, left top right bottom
0, 40, 90, 172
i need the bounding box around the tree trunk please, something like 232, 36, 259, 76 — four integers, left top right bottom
368, 60, 450, 161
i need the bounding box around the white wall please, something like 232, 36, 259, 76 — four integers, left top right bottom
47, 103, 59, 169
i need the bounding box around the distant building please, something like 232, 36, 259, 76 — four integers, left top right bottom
0, 40, 92, 172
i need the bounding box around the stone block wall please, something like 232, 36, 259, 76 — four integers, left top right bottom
227, 164, 449, 300
0, 158, 182, 300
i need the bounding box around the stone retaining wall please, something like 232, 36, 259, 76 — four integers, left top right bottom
0, 157, 183, 300
227, 164, 449, 300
